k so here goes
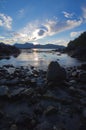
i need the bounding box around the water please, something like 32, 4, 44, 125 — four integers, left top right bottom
0, 49, 85, 69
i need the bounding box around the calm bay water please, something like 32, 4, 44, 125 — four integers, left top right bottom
0, 49, 85, 69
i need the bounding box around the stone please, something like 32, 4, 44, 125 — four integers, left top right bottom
10, 124, 18, 130
82, 108, 86, 118
36, 121, 53, 130
79, 72, 86, 83
69, 80, 77, 85
0, 79, 7, 85
80, 64, 86, 71
44, 106, 57, 116
6, 78, 19, 85
0, 85, 9, 96
10, 87, 25, 97
46, 61, 66, 82
22, 87, 34, 97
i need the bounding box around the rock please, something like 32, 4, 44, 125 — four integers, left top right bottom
6, 78, 19, 86
69, 80, 77, 85
0, 110, 4, 118
80, 64, 86, 71
71, 71, 77, 77
79, 72, 86, 83
0, 85, 9, 96
22, 87, 34, 97
10, 124, 18, 130
44, 106, 57, 116
82, 108, 86, 118
10, 87, 25, 97
36, 121, 53, 130
69, 86, 75, 90
0, 79, 7, 85
46, 61, 66, 82
34, 104, 44, 115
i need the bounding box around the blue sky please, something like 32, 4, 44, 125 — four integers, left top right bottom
0, 0, 86, 46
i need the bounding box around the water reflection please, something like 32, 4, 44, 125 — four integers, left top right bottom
0, 49, 85, 69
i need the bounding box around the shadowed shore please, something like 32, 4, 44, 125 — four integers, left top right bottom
0, 62, 86, 130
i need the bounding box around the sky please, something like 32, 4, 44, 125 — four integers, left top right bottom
0, 0, 86, 46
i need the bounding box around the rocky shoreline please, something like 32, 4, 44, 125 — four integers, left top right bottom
0, 62, 86, 130
0, 43, 20, 59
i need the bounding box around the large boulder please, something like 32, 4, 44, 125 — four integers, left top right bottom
46, 61, 66, 82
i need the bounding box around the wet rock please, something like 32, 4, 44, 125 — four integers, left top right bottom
0, 85, 9, 97
47, 61, 66, 82
44, 106, 57, 116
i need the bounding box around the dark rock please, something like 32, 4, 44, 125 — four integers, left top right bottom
35, 121, 53, 130
10, 124, 18, 130
6, 78, 19, 86
80, 64, 86, 70
22, 87, 34, 97
0, 110, 4, 118
0, 85, 9, 97
0, 79, 7, 85
82, 108, 86, 118
79, 72, 86, 83
10, 87, 25, 97
46, 61, 66, 82
44, 106, 57, 116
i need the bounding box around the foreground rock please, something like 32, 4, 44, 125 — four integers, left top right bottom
47, 61, 66, 82
0, 64, 86, 130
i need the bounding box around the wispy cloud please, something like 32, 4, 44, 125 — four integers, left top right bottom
62, 11, 74, 18
0, 13, 12, 29
1, 17, 83, 44
15, 18, 82, 43
70, 31, 83, 38
82, 7, 86, 19
18, 9, 25, 18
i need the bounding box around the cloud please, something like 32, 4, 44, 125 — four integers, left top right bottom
18, 9, 25, 18
70, 31, 83, 38
0, 17, 83, 44
82, 7, 86, 19
0, 13, 12, 29
54, 39, 68, 45
23, 18, 82, 41
62, 11, 74, 18
0, 36, 5, 39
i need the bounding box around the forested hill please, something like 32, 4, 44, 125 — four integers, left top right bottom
66, 32, 86, 60
0, 42, 20, 56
